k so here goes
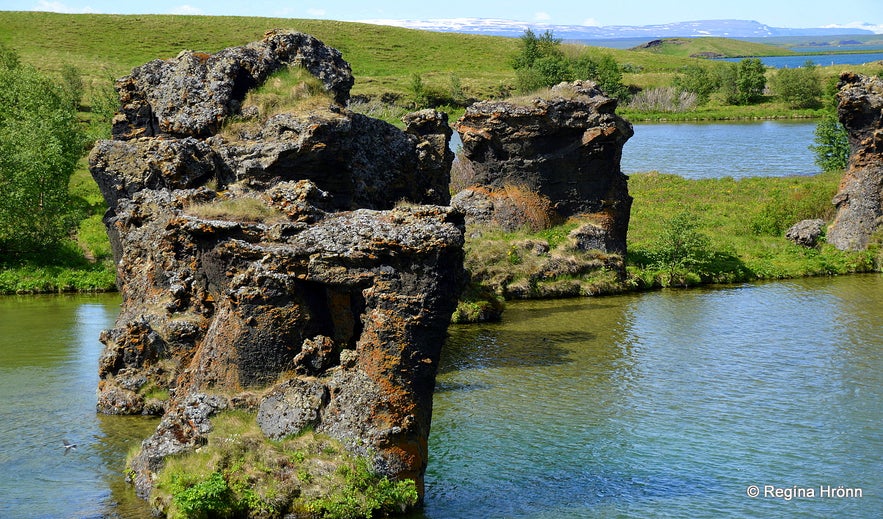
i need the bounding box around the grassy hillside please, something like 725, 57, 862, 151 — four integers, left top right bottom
631, 37, 796, 57
1, 11, 879, 109
0, 11, 878, 294
0, 11, 519, 101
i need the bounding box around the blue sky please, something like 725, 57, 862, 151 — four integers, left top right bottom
6, 0, 883, 31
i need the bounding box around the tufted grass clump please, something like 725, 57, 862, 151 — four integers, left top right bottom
148, 409, 418, 519
186, 196, 286, 224
221, 66, 337, 139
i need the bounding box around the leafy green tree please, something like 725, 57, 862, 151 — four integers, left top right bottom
0, 46, 82, 253
672, 64, 718, 104
769, 61, 822, 109
408, 72, 427, 108
512, 29, 572, 92
719, 58, 766, 105
570, 54, 598, 81
60, 63, 84, 109
736, 58, 766, 104
592, 55, 628, 101
512, 29, 562, 70
810, 115, 849, 171
86, 74, 120, 142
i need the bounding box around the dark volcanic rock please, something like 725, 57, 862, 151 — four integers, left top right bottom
454, 80, 633, 255
90, 32, 464, 501
827, 73, 883, 250
112, 29, 354, 139
215, 108, 453, 209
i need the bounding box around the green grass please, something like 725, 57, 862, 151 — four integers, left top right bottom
0, 11, 879, 295
147, 409, 418, 519
626, 170, 878, 283
3, 11, 879, 109
460, 169, 879, 298
632, 37, 797, 58
0, 244, 116, 294
0, 11, 518, 103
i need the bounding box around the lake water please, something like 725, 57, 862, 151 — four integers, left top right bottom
0, 294, 157, 519
421, 275, 883, 518
621, 120, 820, 178
1, 275, 880, 518
719, 52, 883, 68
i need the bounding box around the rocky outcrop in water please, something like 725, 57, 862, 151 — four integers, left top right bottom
827, 73, 883, 250
453, 81, 633, 255
90, 31, 464, 502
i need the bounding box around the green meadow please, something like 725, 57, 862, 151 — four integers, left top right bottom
0, 11, 879, 296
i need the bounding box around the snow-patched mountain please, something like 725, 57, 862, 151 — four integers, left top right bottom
357, 18, 874, 39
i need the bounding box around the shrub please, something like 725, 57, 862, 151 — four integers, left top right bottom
86, 74, 119, 143
648, 211, 713, 286
408, 72, 426, 108
628, 87, 699, 112
672, 64, 718, 104
719, 58, 766, 105
170, 471, 238, 519
810, 115, 849, 172
60, 63, 84, 109
307, 457, 418, 519
770, 61, 822, 109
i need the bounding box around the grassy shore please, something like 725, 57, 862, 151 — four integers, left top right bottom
453, 169, 880, 318
0, 11, 880, 296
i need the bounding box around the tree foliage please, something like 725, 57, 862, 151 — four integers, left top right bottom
649, 211, 712, 286
0, 45, 83, 254
672, 64, 718, 104
810, 115, 850, 172
719, 58, 767, 105
512, 29, 629, 100
512, 29, 571, 92
769, 61, 822, 109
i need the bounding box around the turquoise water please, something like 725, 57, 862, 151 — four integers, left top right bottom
1, 276, 881, 518
0, 294, 156, 519
421, 275, 883, 518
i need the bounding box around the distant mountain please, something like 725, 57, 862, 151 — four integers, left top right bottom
358, 18, 875, 40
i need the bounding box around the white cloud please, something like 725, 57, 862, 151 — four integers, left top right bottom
823, 22, 883, 34
32, 1, 95, 13
170, 4, 202, 15
307, 8, 327, 17
534, 12, 551, 21
582, 18, 601, 27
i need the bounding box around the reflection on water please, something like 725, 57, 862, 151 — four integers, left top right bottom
422, 275, 883, 518
1, 276, 881, 518
0, 294, 157, 519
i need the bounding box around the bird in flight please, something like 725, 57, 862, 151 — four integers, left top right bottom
63, 440, 77, 455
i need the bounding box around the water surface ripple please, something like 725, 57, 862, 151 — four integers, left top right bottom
422, 275, 882, 518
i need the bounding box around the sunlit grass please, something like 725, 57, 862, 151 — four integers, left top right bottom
147, 409, 418, 519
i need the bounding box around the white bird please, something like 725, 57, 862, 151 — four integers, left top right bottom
62, 440, 77, 455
